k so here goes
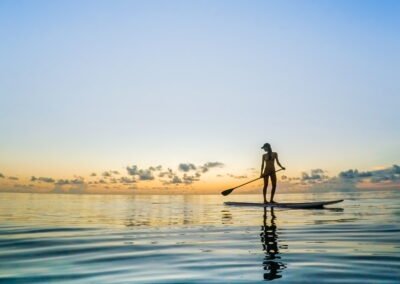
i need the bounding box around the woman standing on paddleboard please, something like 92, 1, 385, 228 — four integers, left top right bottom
260, 143, 285, 204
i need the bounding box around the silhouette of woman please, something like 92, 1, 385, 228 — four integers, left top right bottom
260, 143, 285, 203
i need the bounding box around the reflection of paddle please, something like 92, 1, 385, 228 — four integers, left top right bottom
221, 169, 284, 196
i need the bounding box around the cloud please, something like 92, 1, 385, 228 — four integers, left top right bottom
8, 176, 19, 180
149, 165, 162, 171
162, 172, 201, 185
169, 176, 183, 184
126, 165, 139, 175
101, 170, 121, 178
55, 178, 84, 185
162, 175, 183, 185
119, 176, 136, 184
338, 165, 400, 184
126, 165, 155, 180
31, 176, 55, 183
138, 170, 154, 180
301, 169, 329, 182
178, 163, 196, 172
38, 177, 55, 183
0, 173, 4, 178
71, 178, 84, 184
158, 168, 175, 178
338, 169, 372, 179
227, 174, 248, 179
200, 162, 224, 173
182, 173, 200, 184
102, 171, 111, 177
369, 165, 400, 183
90, 173, 97, 177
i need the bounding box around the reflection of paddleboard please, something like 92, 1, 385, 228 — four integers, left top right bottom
224, 199, 343, 209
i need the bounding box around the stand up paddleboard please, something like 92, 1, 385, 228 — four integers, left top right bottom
224, 199, 343, 209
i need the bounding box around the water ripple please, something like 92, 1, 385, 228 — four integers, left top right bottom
1, 191, 400, 283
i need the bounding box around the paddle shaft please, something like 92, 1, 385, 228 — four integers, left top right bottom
231, 177, 261, 190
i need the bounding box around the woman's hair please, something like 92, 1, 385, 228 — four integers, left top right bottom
265, 143, 272, 160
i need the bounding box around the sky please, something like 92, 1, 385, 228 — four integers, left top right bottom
0, 0, 399, 194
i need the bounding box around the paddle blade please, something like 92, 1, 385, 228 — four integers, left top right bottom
221, 188, 234, 196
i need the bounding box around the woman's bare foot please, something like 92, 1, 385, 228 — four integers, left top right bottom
270, 200, 277, 203
264, 200, 268, 204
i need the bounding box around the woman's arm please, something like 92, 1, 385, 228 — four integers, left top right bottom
260, 155, 265, 177
275, 153, 285, 170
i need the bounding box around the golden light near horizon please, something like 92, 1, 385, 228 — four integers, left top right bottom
1, 162, 399, 195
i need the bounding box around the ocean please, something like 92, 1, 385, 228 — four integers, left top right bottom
0, 190, 399, 283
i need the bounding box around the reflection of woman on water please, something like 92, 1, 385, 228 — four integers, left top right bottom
260, 143, 285, 204
260, 207, 286, 281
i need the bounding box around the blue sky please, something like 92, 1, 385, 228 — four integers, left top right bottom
0, 0, 399, 191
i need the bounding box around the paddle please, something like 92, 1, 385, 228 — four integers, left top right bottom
221, 169, 284, 196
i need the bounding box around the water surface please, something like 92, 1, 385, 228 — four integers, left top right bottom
0, 190, 399, 283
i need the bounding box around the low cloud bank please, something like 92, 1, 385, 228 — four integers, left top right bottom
282, 165, 400, 191
339, 165, 400, 184
2, 163, 398, 194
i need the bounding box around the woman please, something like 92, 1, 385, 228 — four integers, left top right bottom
260, 143, 285, 203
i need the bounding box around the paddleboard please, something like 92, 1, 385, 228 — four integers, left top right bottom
224, 199, 343, 209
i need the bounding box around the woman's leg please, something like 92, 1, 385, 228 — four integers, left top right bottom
263, 175, 269, 203
270, 173, 277, 203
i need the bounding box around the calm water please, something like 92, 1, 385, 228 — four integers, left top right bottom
0, 190, 399, 283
